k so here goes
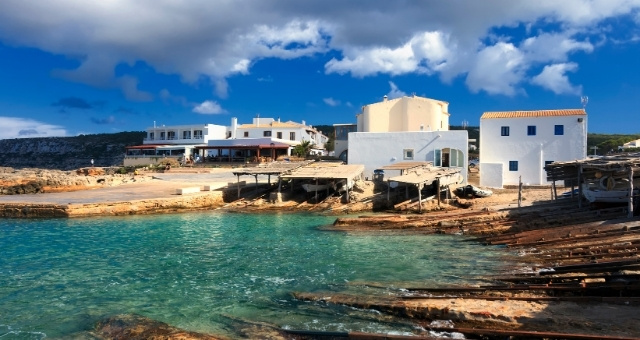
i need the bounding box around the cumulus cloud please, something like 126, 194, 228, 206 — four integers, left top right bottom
1, 1, 639, 98
387, 81, 407, 99
193, 100, 226, 114
531, 63, 582, 95
0, 116, 66, 139
466, 42, 526, 96
323, 97, 340, 106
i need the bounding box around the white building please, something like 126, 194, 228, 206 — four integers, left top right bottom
357, 94, 450, 132
333, 123, 357, 161
125, 117, 328, 166
621, 139, 640, 150
143, 123, 228, 145
479, 109, 587, 188
235, 117, 328, 149
349, 131, 469, 183
347, 95, 468, 181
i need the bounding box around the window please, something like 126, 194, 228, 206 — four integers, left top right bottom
183, 131, 191, 139
527, 125, 536, 136
509, 161, 518, 171
434, 149, 441, 166
243, 131, 249, 137
501, 126, 509, 136
403, 149, 414, 160
276, 132, 282, 139
263, 131, 272, 137
194, 130, 203, 139
290, 132, 295, 140
149, 132, 154, 140
554, 125, 564, 135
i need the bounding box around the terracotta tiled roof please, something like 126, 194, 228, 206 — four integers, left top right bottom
481, 109, 586, 119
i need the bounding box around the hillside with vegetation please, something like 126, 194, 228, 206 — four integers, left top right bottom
0, 131, 145, 170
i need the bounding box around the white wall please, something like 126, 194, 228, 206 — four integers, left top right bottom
348, 130, 469, 183
480, 115, 587, 187
479, 163, 504, 188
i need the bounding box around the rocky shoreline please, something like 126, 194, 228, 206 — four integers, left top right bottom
2, 167, 640, 339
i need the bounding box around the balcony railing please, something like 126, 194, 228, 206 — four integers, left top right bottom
143, 136, 205, 142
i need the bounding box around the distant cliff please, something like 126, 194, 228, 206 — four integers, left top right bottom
0, 132, 145, 170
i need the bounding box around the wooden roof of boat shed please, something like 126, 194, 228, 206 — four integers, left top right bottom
545, 153, 640, 181
232, 160, 313, 176
380, 161, 433, 171
280, 163, 365, 180
388, 167, 463, 185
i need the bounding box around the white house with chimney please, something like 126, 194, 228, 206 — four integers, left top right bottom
347, 95, 468, 183
479, 109, 587, 188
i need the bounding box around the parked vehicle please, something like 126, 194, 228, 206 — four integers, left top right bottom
468, 159, 479, 168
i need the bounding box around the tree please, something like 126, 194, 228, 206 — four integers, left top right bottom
324, 135, 335, 152
293, 140, 313, 157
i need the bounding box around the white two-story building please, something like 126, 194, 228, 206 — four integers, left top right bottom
234, 117, 328, 149
479, 109, 587, 188
125, 117, 329, 166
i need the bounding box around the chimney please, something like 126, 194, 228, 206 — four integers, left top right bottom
383, 95, 388, 102
302, 120, 306, 126
230, 117, 237, 139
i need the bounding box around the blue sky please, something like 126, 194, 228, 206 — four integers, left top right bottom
1, 1, 640, 139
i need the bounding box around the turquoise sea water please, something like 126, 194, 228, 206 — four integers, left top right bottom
0, 212, 510, 339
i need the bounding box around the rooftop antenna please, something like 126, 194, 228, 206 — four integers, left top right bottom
462, 119, 469, 129
581, 95, 589, 108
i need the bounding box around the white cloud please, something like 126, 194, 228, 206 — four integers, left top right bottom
387, 81, 407, 99
466, 42, 526, 96
521, 32, 594, 63
0, 116, 67, 139
1, 1, 639, 98
325, 31, 452, 77
531, 63, 582, 95
192, 100, 226, 114
323, 97, 340, 106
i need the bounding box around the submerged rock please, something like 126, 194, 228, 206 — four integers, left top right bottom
93, 314, 226, 340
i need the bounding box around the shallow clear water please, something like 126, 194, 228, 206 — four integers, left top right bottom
0, 212, 510, 338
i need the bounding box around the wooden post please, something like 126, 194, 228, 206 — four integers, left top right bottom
629, 166, 634, 218
268, 174, 271, 186
237, 174, 241, 199
552, 178, 558, 201
518, 176, 522, 208
254, 175, 258, 194
278, 178, 282, 193
578, 163, 583, 209
346, 178, 350, 203
387, 180, 390, 201
437, 179, 441, 207
314, 178, 318, 203
418, 183, 422, 213
405, 184, 409, 199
